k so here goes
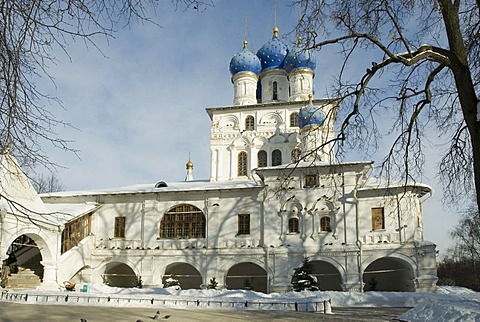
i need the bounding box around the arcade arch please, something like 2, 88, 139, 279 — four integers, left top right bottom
225, 262, 267, 293
162, 262, 202, 289
363, 257, 415, 292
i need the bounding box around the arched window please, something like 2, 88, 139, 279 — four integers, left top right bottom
290, 112, 299, 127
238, 151, 248, 176
288, 217, 299, 234
258, 150, 267, 167
272, 149, 282, 166
291, 148, 301, 163
320, 216, 331, 232
245, 115, 254, 131
273, 81, 278, 100
160, 204, 205, 239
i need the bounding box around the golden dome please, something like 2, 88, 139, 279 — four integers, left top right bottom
186, 159, 194, 169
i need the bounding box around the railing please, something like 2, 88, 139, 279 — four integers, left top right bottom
1, 290, 332, 313
94, 238, 262, 250
95, 239, 143, 250
362, 232, 399, 244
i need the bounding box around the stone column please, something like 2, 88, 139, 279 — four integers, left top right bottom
38, 261, 58, 290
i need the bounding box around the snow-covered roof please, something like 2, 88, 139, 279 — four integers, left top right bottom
205, 98, 334, 120
42, 179, 264, 198
254, 160, 374, 172
359, 177, 433, 198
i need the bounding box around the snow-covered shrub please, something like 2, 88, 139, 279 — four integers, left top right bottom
291, 257, 319, 291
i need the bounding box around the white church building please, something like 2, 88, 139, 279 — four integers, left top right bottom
0, 27, 438, 293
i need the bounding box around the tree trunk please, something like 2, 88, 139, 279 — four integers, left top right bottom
440, 0, 480, 211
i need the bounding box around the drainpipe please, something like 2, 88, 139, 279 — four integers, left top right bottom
396, 195, 403, 244
353, 187, 362, 291
353, 169, 365, 292
0, 209, 5, 259
141, 201, 145, 249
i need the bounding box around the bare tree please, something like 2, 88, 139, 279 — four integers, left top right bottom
437, 205, 480, 290
292, 1, 480, 210
0, 0, 212, 225
0, 0, 212, 171
31, 172, 65, 194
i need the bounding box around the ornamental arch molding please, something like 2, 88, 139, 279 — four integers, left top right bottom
219, 115, 240, 130
2, 228, 54, 264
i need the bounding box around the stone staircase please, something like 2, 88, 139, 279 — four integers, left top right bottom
6, 253, 43, 290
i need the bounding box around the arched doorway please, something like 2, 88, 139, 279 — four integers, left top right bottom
5, 235, 44, 289
226, 262, 267, 293
309, 260, 343, 291
103, 262, 137, 288
363, 257, 415, 292
162, 263, 202, 289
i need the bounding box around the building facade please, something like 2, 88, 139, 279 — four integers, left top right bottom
0, 27, 438, 293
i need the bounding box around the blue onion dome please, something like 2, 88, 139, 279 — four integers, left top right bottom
284, 36, 317, 73
256, 27, 289, 71
298, 95, 326, 130
229, 40, 262, 76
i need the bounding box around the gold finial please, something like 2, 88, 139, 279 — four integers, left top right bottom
308, 93, 313, 101
273, 27, 279, 38
243, 40, 248, 49
297, 36, 302, 45
186, 153, 193, 169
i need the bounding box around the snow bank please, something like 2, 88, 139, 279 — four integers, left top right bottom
2, 285, 479, 320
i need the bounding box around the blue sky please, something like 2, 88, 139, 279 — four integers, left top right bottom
40, 1, 455, 255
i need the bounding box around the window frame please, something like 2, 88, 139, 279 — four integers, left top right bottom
159, 204, 206, 239
371, 207, 385, 230
290, 112, 299, 127
237, 214, 250, 235
304, 174, 318, 188
288, 217, 299, 234
291, 148, 301, 163
114, 216, 126, 238
320, 216, 331, 232
245, 115, 255, 131
272, 149, 282, 166
258, 150, 267, 167
238, 151, 248, 176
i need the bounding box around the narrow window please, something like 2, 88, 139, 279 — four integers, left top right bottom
114, 217, 126, 238
238, 214, 250, 235
371, 207, 385, 230
272, 149, 282, 166
245, 115, 254, 131
290, 112, 299, 127
288, 217, 299, 234
304, 174, 317, 188
272, 81, 278, 100
320, 216, 331, 232
238, 151, 248, 176
258, 150, 267, 167
291, 148, 301, 163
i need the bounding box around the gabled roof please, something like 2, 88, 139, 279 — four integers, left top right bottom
0, 153, 99, 225
0, 153, 48, 214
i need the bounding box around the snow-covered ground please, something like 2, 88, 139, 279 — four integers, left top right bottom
2, 285, 479, 321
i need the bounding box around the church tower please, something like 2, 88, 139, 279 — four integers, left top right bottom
207, 24, 336, 182
230, 40, 261, 105
256, 27, 289, 103
285, 37, 316, 101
